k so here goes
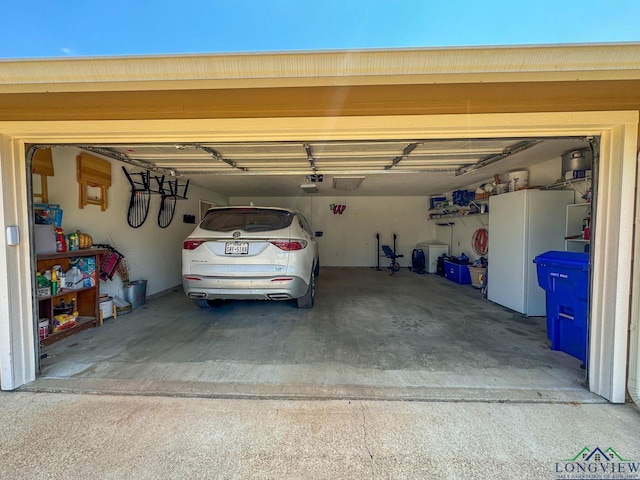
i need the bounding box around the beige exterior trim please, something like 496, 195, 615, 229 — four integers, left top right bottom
1, 43, 640, 93
589, 123, 638, 402
0, 111, 635, 142
0, 136, 34, 390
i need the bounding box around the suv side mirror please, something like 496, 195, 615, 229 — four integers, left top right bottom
315, 231, 324, 237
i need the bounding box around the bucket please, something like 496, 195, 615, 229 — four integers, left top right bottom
38, 319, 50, 341
122, 280, 147, 309
562, 149, 592, 174
507, 170, 529, 191
99, 296, 114, 320
468, 266, 486, 289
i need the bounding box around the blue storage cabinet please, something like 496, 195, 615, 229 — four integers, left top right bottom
534, 251, 590, 364
444, 260, 471, 285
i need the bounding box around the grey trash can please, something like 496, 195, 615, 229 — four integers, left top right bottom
122, 279, 147, 309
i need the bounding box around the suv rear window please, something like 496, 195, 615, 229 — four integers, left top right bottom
200, 208, 295, 232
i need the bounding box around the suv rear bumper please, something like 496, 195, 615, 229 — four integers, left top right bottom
183, 275, 308, 301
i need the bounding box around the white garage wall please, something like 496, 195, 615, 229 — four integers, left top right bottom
231, 159, 571, 267
38, 148, 228, 297
230, 195, 432, 267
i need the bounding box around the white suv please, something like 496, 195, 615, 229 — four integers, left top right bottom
182, 206, 320, 308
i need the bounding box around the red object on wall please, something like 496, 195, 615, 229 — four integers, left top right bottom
472, 228, 489, 256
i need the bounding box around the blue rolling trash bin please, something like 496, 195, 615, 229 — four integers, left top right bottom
533, 251, 590, 366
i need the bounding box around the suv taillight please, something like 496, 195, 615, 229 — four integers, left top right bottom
270, 240, 307, 251
183, 239, 205, 250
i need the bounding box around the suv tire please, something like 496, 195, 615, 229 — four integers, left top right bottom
296, 272, 315, 309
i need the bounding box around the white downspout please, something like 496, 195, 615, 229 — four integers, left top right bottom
629, 150, 640, 407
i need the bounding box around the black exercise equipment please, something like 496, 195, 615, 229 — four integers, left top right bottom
410, 249, 426, 274
382, 235, 404, 274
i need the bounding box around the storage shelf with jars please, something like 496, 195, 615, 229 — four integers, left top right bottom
36, 248, 107, 346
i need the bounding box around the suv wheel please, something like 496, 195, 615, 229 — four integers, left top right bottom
296, 272, 315, 309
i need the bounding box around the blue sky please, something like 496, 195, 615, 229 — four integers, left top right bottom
2, 1, 639, 59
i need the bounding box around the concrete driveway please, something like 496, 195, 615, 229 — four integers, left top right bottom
1, 391, 639, 479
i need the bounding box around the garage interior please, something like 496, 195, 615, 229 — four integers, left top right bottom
26, 134, 599, 403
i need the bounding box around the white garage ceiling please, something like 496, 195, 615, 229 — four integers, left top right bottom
81, 136, 589, 197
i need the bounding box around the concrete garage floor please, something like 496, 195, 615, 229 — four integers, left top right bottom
28, 267, 597, 403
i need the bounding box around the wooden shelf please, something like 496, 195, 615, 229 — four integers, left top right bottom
37, 285, 95, 301
37, 248, 107, 261
37, 249, 105, 347
40, 316, 98, 347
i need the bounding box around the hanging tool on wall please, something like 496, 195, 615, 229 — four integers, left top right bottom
155, 174, 190, 228
122, 167, 154, 228
472, 228, 489, 256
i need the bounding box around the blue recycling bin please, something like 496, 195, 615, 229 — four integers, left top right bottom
533, 251, 590, 365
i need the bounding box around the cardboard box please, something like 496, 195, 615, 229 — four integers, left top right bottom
34, 224, 56, 254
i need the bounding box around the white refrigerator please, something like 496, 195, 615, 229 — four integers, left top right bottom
488, 189, 574, 316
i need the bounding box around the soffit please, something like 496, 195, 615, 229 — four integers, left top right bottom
1, 43, 640, 94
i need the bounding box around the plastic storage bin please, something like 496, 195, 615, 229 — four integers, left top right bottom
534, 251, 589, 364
444, 260, 471, 285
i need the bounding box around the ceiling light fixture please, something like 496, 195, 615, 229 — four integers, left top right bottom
300, 183, 319, 193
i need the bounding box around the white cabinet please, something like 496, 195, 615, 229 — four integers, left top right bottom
565, 203, 591, 253
416, 243, 449, 273
488, 189, 574, 316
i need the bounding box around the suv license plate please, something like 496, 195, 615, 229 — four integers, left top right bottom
225, 242, 249, 255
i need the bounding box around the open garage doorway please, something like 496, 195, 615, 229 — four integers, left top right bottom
0, 111, 635, 403
26, 133, 601, 403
